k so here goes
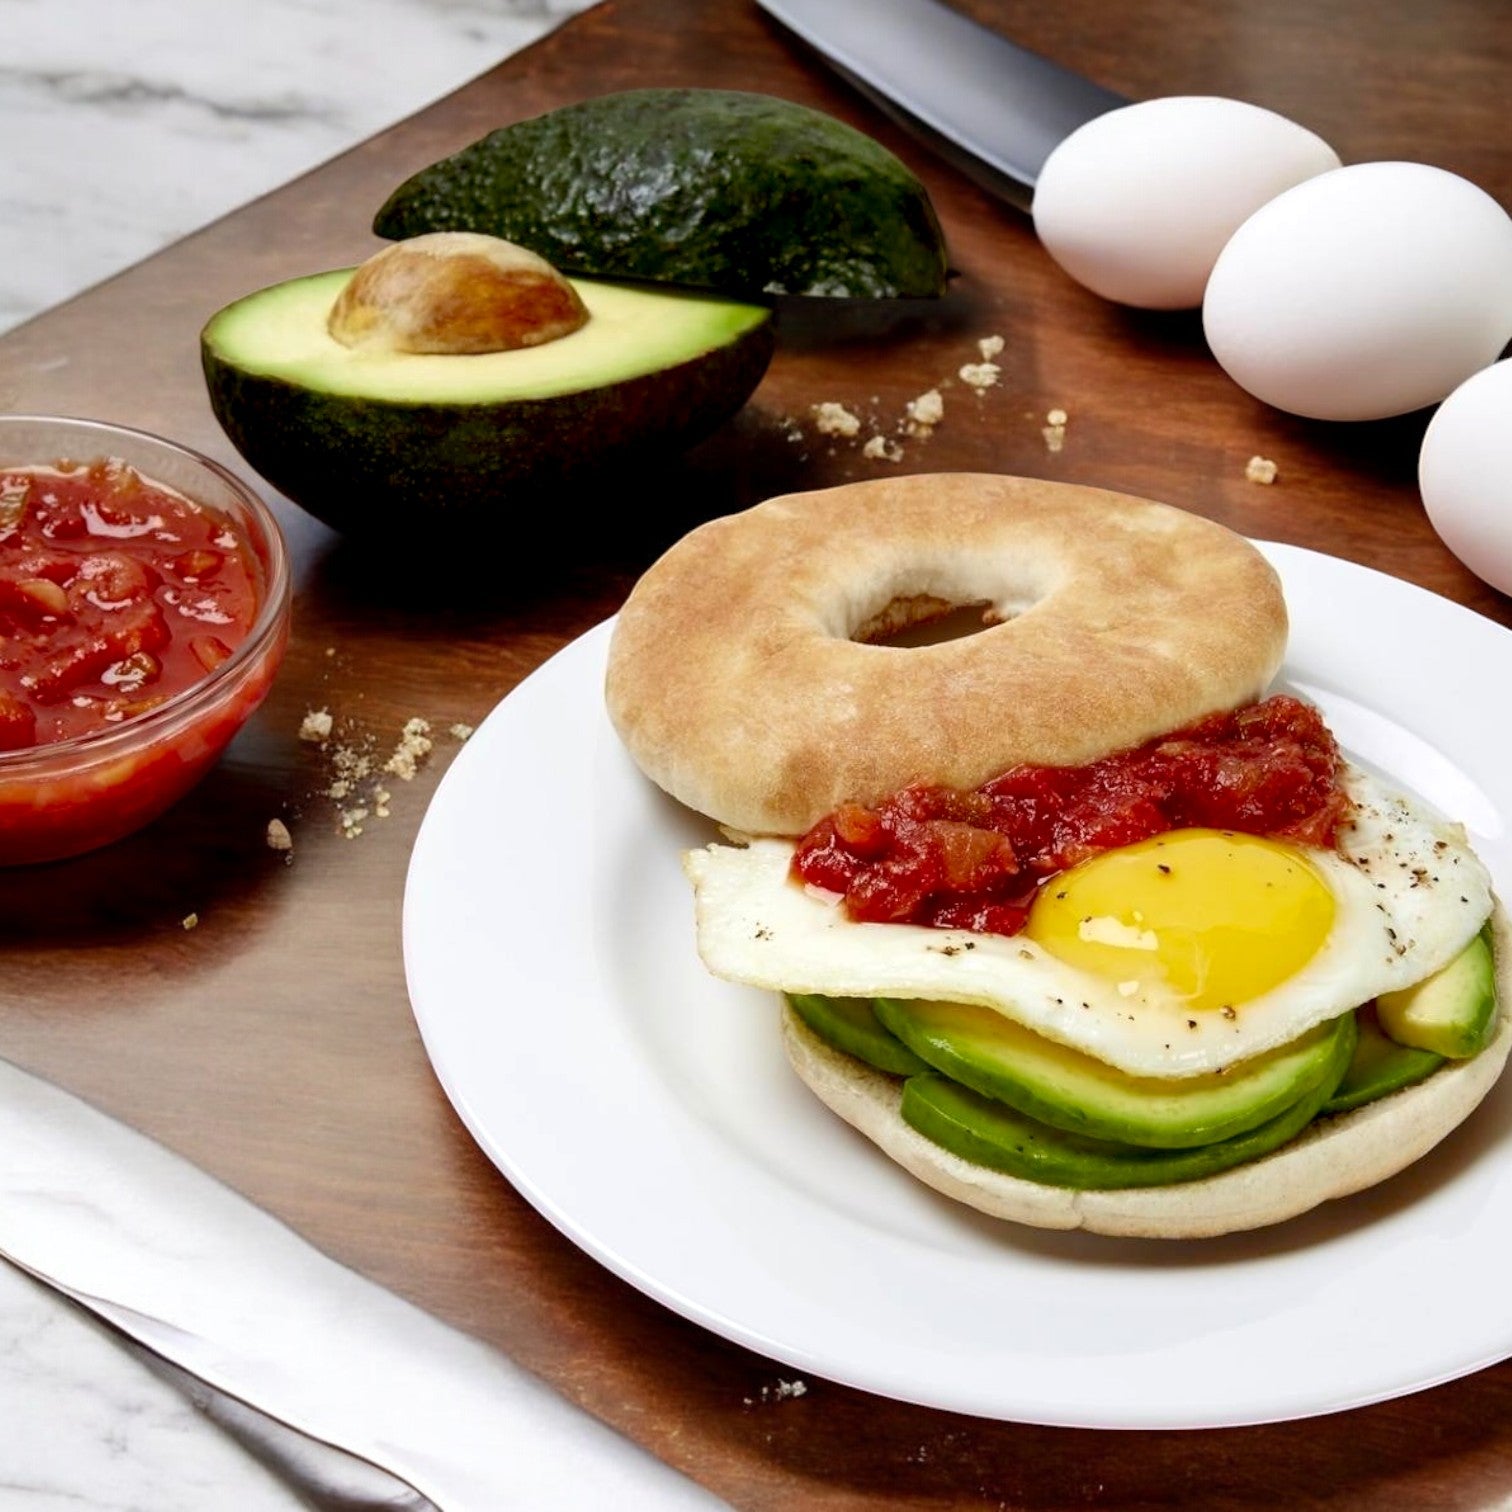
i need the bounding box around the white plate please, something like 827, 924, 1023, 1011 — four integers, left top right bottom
403, 542, 1512, 1429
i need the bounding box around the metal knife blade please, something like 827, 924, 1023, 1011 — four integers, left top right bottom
755, 0, 1128, 209
0, 1057, 720, 1511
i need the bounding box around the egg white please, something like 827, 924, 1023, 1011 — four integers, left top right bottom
683, 765, 1492, 1078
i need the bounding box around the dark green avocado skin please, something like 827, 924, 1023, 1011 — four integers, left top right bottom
200, 318, 774, 536
372, 89, 950, 300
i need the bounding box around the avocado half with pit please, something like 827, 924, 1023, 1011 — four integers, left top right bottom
200, 234, 775, 536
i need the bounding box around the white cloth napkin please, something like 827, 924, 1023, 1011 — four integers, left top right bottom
0, 1058, 723, 1510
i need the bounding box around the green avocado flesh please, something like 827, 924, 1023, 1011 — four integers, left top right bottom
1323, 1006, 1444, 1116
901, 1021, 1352, 1190
1376, 924, 1497, 1059
372, 89, 950, 300
873, 996, 1345, 1149
201, 267, 774, 534
787, 994, 929, 1077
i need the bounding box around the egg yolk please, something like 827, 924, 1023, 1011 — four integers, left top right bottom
1024, 830, 1336, 1012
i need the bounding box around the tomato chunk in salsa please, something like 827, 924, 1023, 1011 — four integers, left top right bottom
790, 695, 1353, 937
0, 458, 261, 750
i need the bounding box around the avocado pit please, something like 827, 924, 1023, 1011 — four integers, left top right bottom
200, 256, 775, 537
326, 231, 589, 355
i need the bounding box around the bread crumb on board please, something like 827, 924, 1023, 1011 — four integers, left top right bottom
265, 817, 293, 853
862, 434, 904, 463
743, 1378, 809, 1406
959, 360, 1001, 391
299, 708, 333, 744
181, 912, 199, 931
297, 709, 471, 839
1245, 455, 1279, 484
781, 331, 1083, 469
384, 717, 434, 781
811, 401, 862, 438
905, 388, 945, 432
783, 331, 1011, 465
326, 742, 372, 800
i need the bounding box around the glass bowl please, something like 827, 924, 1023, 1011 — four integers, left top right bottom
0, 415, 291, 865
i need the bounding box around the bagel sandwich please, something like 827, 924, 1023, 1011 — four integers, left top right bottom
607, 475, 1510, 1238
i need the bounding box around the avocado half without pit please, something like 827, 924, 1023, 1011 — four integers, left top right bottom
200, 231, 775, 536
373, 89, 951, 300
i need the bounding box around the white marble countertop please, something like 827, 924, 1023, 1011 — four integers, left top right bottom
1, 0, 591, 335
0, 3, 615, 1507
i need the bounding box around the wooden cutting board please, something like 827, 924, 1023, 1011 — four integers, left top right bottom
2, 0, 1510, 1504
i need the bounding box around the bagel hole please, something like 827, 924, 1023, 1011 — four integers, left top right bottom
854, 595, 1004, 648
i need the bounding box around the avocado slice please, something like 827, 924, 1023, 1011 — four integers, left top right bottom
1376, 926, 1498, 1059
787, 993, 929, 1077
201, 267, 774, 535
874, 996, 1347, 1149
1322, 1005, 1444, 1116
900, 1012, 1356, 1190
372, 89, 950, 300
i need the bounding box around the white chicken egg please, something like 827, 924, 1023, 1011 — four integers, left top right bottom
1203, 162, 1512, 420
1031, 96, 1340, 309
684, 765, 1490, 1080
1420, 358, 1512, 596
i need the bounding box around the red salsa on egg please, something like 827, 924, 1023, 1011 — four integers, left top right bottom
791, 694, 1353, 937
0, 458, 261, 750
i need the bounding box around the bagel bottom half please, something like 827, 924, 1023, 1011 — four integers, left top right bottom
779, 906, 1512, 1240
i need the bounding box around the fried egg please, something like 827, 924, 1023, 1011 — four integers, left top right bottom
683, 765, 1492, 1078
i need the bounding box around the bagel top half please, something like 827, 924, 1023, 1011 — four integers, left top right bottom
605, 474, 1287, 836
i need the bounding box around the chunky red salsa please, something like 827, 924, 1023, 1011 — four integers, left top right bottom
0, 458, 261, 750
791, 695, 1352, 937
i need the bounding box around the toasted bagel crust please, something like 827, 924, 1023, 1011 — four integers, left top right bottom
778, 906, 1512, 1239
605, 474, 1287, 835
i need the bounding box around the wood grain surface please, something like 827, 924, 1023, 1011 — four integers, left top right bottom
2, 0, 1511, 1505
